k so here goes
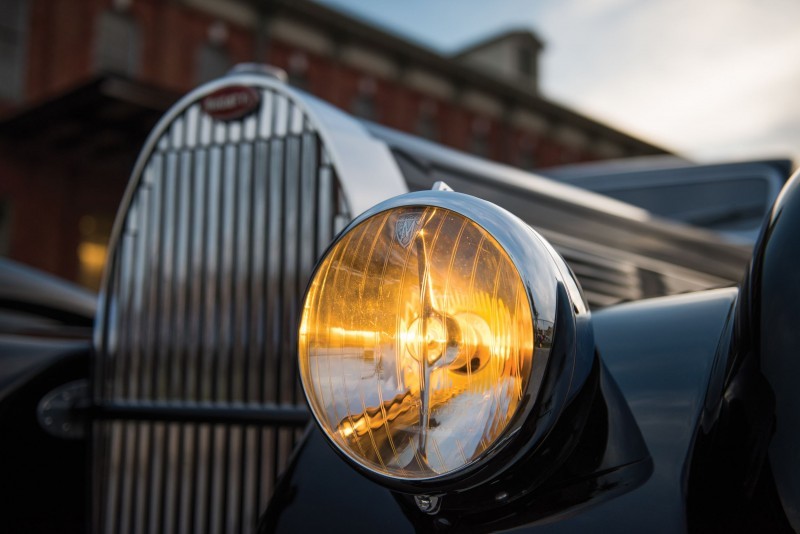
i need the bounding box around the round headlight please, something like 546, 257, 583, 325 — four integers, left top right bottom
299, 191, 584, 486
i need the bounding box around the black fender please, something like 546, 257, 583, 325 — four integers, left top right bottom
262, 288, 737, 532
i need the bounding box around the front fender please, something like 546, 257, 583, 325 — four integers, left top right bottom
262, 288, 737, 532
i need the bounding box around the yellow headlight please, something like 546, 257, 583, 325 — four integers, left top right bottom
299, 206, 535, 479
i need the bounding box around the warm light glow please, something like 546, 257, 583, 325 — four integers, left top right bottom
299, 207, 535, 479
78, 241, 108, 273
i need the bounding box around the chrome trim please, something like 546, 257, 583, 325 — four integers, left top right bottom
364, 121, 650, 222
431, 180, 454, 192
300, 189, 586, 487
349, 189, 587, 325
93, 70, 407, 533
364, 121, 751, 308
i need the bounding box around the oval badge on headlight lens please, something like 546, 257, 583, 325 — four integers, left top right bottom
299, 206, 536, 480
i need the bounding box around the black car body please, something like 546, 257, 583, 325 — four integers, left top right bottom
1, 67, 798, 533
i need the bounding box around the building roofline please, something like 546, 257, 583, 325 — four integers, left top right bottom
279, 0, 670, 155
451, 28, 546, 60
0, 75, 179, 165
0, 75, 177, 130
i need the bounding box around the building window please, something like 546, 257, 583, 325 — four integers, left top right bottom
288, 51, 309, 90
415, 100, 439, 141
0, 0, 30, 101
196, 21, 231, 84
518, 45, 533, 77
351, 77, 377, 120
196, 44, 230, 84
518, 137, 538, 170
470, 117, 490, 157
95, 6, 140, 77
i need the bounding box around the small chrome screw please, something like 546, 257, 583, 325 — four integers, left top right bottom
414, 494, 441, 514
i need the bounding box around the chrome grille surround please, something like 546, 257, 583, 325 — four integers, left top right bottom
92, 72, 407, 534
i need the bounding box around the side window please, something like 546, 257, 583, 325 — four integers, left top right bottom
609, 178, 769, 232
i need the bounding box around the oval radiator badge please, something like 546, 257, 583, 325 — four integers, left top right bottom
201, 85, 261, 121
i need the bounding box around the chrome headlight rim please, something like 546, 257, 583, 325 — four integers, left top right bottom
299, 190, 586, 492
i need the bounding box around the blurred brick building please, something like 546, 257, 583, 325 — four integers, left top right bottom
0, 0, 669, 289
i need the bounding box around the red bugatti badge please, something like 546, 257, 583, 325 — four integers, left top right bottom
201, 85, 261, 121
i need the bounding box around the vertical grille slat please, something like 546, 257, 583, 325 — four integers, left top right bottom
146, 422, 165, 534
102, 422, 122, 534
251, 141, 269, 403
132, 422, 149, 534
203, 145, 222, 402
187, 147, 206, 402
266, 137, 284, 405
226, 426, 244, 534
242, 427, 258, 534
126, 191, 146, 400
298, 130, 318, 406
163, 424, 180, 534
300, 131, 318, 277
317, 162, 334, 256
279, 123, 301, 473
129, 194, 148, 400
107, 230, 130, 399
234, 143, 253, 403
158, 153, 178, 401
281, 135, 300, 405
193, 424, 210, 534
173, 152, 192, 401
209, 426, 225, 534
177, 424, 195, 534
219, 139, 237, 402
258, 90, 273, 139
274, 93, 288, 137
95, 81, 350, 533
142, 158, 163, 401
117, 423, 134, 534
261, 427, 275, 513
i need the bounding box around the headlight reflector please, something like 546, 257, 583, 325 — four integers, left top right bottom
299, 206, 536, 480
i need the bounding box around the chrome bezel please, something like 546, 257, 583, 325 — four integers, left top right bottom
299, 189, 587, 491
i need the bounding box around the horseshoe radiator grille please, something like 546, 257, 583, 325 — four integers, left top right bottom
92, 77, 349, 534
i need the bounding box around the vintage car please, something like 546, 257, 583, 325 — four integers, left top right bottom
2, 65, 798, 533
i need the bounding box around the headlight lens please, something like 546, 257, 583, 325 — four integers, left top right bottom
299, 206, 535, 480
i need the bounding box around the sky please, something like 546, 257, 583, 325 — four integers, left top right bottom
315, 0, 800, 164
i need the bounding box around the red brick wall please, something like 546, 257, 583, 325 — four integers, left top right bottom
4, 0, 609, 285
20, 0, 602, 166
136, 0, 254, 92
22, 0, 258, 101
25, 0, 103, 101
0, 141, 127, 282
